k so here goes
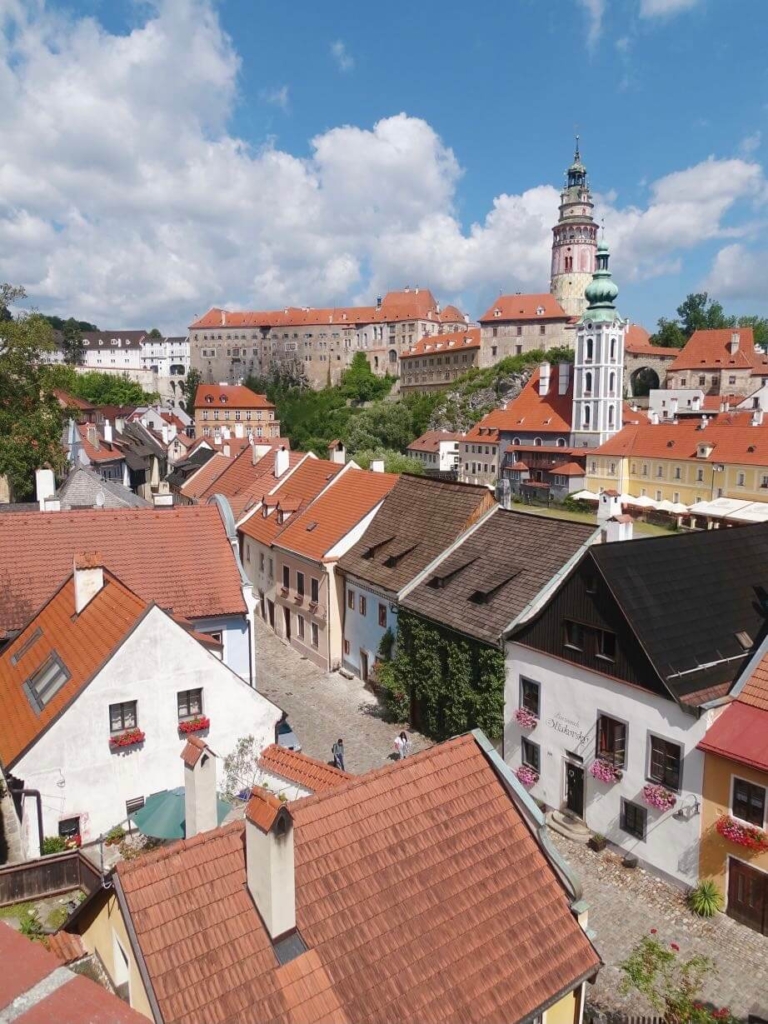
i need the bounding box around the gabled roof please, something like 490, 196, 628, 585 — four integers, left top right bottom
479, 367, 574, 435
403, 508, 596, 644
462, 423, 500, 443
697, 701, 768, 773
552, 461, 585, 476
592, 417, 768, 466
81, 330, 146, 349
338, 476, 495, 594
58, 466, 150, 510
669, 328, 767, 374
0, 505, 247, 638
115, 733, 599, 1024
166, 447, 216, 488
406, 429, 464, 453
199, 444, 304, 519
258, 744, 351, 792
624, 325, 678, 357
180, 452, 234, 500
274, 469, 398, 562
478, 293, 568, 324
400, 327, 480, 359
0, 921, 145, 1023
588, 522, 768, 700
238, 457, 343, 545
0, 571, 148, 766
75, 424, 124, 464
194, 385, 275, 410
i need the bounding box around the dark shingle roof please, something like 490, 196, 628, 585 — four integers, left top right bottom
166, 448, 216, 488
403, 509, 596, 644
338, 476, 495, 594
590, 522, 768, 699
58, 466, 150, 509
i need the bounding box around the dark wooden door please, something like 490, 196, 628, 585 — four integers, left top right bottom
283, 606, 291, 641
728, 857, 767, 934
360, 650, 369, 683
565, 762, 585, 817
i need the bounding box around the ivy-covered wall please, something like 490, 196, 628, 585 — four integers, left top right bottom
383, 609, 505, 741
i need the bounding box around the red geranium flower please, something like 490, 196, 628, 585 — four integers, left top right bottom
670, 942, 680, 951
650, 928, 657, 934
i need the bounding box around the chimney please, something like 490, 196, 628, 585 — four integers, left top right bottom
115, 415, 126, 433
35, 468, 55, 511
376, 296, 382, 310
601, 514, 634, 544
370, 459, 385, 473
86, 424, 99, 450
221, 310, 226, 326
538, 362, 551, 397
558, 362, 570, 396
182, 737, 218, 838
245, 788, 295, 939
597, 490, 622, 524
223, 443, 231, 458
275, 445, 290, 478
153, 493, 173, 507
649, 410, 659, 426
74, 553, 105, 614
692, 394, 702, 411
752, 409, 764, 426
699, 415, 708, 430
103, 420, 113, 444
670, 396, 678, 416
328, 441, 346, 465
729, 331, 740, 354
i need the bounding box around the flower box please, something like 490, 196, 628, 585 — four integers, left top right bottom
715, 814, 768, 852
179, 716, 210, 735
642, 782, 677, 811
110, 728, 145, 750
515, 765, 539, 789
64, 835, 82, 849
513, 707, 539, 730
589, 758, 623, 783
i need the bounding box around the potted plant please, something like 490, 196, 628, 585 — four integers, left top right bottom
513, 707, 539, 730
642, 782, 677, 811
105, 826, 127, 847
179, 715, 210, 735
109, 728, 145, 750
589, 758, 623, 783
715, 814, 768, 851
588, 832, 607, 852
514, 765, 539, 789
687, 880, 724, 917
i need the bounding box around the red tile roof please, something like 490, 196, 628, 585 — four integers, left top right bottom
0, 922, 145, 1023
479, 367, 574, 435
0, 505, 247, 638
406, 430, 463, 453
45, 930, 86, 964
592, 417, 768, 466
245, 786, 287, 833
462, 423, 500, 443
400, 327, 480, 359
76, 424, 124, 464
0, 570, 147, 766
179, 452, 234, 500
624, 325, 678, 357
194, 385, 275, 410
737, 646, 768, 712
478, 293, 568, 323
274, 468, 398, 562
437, 304, 467, 323
238, 457, 344, 545
553, 461, 586, 476
669, 328, 767, 374
697, 701, 768, 772
199, 445, 304, 520
53, 389, 95, 412
181, 735, 209, 768
116, 733, 599, 1024
258, 744, 351, 792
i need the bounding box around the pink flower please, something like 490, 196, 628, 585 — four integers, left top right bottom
650, 928, 657, 934
670, 942, 680, 951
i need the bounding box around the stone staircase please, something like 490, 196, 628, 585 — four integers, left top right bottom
546, 809, 592, 844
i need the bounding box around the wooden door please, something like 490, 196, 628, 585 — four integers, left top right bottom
728, 857, 767, 934
565, 762, 585, 818
360, 650, 369, 683
283, 606, 291, 641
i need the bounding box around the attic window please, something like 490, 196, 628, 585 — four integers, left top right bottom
427, 556, 478, 589
10, 628, 43, 666
494, 309, 501, 317
748, 445, 756, 453
383, 543, 418, 568
24, 653, 70, 712
362, 536, 395, 560
205, 395, 213, 403
735, 631, 753, 650
666, 440, 675, 448
219, 395, 228, 403
469, 568, 522, 604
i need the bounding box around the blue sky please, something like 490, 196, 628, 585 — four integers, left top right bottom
2, 0, 767, 331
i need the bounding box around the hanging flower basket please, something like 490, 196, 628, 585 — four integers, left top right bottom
589, 758, 623, 783
109, 728, 145, 750
513, 707, 539, 730
515, 765, 539, 789
643, 783, 676, 811
179, 716, 210, 735
715, 814, 768, 852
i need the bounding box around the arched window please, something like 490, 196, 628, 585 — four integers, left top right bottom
584, 406, 591, 427
585, 337, 594, 361
388, 349, 397, 364
534, 437, 542, 447
585, 371, 593, 395
556, 438, 566, 448
609, 371, 616, 395
512, 438, 520, 446
608, 405, 615, 428
610, 337, 617, 360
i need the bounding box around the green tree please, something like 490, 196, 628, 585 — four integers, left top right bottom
339, 352, 394, 403
351, 448, 424, 474
651, 317, 688, 349
61, 317, 85, 365
41, 315, 98, 332
0, 283, 25, 323
43, 365, 158, 405
0, 303, 67, 499
677, 292, 728, 336
343, 403, 416, 454
734, 314, 768, 351
180, 368, 202, 410
148, 328, 162, 338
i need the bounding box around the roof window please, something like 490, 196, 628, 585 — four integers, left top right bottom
735, 631, 753, 650
666, 440, 675, 448
24, 653, 70, 712
305, 521, 318, 532
219, 395, 228, 403
10, 627, 43, 666
205, 395, 213, 403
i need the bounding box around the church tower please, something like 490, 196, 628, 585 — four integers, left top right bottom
550, 139, 598, 319
571, 240, 626, 448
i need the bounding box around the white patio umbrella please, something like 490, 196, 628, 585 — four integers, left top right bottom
628, 495, 658, 509
571, 489, 599, 501
670, 502, 689, 515
656, 499, 676, 513
618, 493, 634, 507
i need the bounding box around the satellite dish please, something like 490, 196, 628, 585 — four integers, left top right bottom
95, 490, 105, 508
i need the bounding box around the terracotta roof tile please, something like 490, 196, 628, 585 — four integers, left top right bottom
194, 385, 275, 411
246, 788, 289, 833
400, 327, 480, 359
552, 461, 585, 476
735, 646, 768, 711
238, 458, 343, 545
0, 505, 247, 638
258, 744, 351, 792
201, 447, 305, 521
478, 293, 567, 323
116, 735, 599, 1024
669, 328, 767, 374
406, 430, 463, 453
698, 701, 768, 772
592, 417, 768, 465
624, 324, 678, 357
181, 735, 209, 768
274, 469, 398, 563
338, 476, 496, 594
45, 930, 85, 964
180, 452, 234, 500
76, 424, 124, 464
478, 367, 574, 435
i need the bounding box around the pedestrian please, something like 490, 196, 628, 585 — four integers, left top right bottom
332, 738, 345, 772
399, 730, 411, 758
394, 734, 404, 759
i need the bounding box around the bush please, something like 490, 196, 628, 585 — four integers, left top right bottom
19, 906, 43, 938
687, 880, 724, 917
41, 835, 67, 855
377, 661, 410, 723
105, 826, 126, 847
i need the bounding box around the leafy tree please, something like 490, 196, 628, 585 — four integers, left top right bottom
148, 328, 162, 338
61, 318, 85, 365
351, 448, 424, 474
343, 402, 416, 454
651, 317, 688, 349
42, 365, 158, 405
339, 352, 394, 403
0, 283, 25, 322
41, 315, 98, 332
180, 368, 202, 410
734, 314, 768, 351
0, 306, 67, 499
677, 293, 729, 337
222, 735, 262, 801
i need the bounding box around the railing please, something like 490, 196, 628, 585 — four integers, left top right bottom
0, 850, 101, 907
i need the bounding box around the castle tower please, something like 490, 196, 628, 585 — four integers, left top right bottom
550, 139, 598, 319
571, 240, 626, 448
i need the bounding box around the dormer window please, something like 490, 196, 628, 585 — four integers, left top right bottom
494, 309, 501, 318
536, 306, 545, 316
205, 395, 213, 403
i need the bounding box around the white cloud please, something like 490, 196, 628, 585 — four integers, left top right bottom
0, 0, 766, 330
740, 131, 762, 157
576, 0, 605, 51
704, 243, 768, 303
639, 0, 701, 16
330, 39, 354, 73
259, 85, 289, 111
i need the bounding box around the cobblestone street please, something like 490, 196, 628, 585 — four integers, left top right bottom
254, 617, 431, 774
552, 834, 768, 1020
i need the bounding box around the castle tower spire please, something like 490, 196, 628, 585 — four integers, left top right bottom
550, 141, 598, 319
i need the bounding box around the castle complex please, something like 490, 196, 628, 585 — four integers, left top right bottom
550, 139, 598, 319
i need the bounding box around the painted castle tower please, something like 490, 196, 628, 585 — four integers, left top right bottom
571, 240, 626, 448
550, 139, 598, 319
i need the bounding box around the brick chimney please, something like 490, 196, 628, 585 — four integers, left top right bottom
74, 553, 104, 613
181, 737, 218, 838
275, 445, 289, 478
245, 788, 295, 939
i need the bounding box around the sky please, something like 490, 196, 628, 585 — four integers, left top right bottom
1, 0, 767, 333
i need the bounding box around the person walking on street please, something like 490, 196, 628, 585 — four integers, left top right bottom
399, 730, 411, 758
332, 738, 345, 772
394, 734, 404, 759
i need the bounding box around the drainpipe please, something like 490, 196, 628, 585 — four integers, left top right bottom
22, 790, 45, 854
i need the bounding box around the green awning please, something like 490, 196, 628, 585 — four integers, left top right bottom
130, 787, 231, 840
